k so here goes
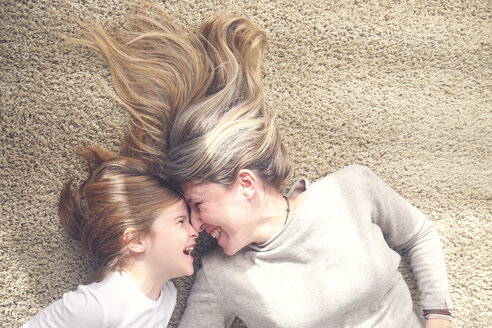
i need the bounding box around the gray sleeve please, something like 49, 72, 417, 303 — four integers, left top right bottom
178, 268, 235, 328
357, 165, 452, 310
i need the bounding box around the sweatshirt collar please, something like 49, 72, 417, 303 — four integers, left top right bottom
248, 178, 310, 251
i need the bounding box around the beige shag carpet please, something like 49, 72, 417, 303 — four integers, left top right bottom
1, 0, 490, 327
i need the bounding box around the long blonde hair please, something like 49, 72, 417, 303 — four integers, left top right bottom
74, 3, 290, 189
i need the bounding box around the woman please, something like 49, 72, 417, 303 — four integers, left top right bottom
22, 146, 198, 327
78, 4, 452, 327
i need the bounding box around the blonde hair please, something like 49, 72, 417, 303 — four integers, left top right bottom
59, 146, 181, 282
74, 3, 290, 189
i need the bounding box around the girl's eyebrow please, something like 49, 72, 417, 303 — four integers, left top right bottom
174, 215, 187, 221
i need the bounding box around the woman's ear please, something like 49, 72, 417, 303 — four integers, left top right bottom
123, 228, 145, 254
236, 169, 257, 199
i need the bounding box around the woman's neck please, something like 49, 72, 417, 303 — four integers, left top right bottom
253, 188, 292, 244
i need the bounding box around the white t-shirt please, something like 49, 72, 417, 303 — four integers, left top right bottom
23, 271, 177, 328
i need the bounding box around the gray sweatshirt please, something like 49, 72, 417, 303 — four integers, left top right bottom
178, 165, 452, 328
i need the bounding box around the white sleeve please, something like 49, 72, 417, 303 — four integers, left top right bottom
177, 268, 235, 328
22, 285, 106, 328
356, 165, 452, 310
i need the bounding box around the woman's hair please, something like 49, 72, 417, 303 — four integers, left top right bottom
165, 13, 291, 189
73, 3, 290, 189
59, 146, 181, 282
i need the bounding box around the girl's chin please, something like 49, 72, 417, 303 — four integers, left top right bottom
183, 266, 194, 276
179, 254, 195, 275
180, 263, 194, 276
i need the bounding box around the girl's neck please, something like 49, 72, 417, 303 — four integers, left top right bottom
122, 261, 170, 301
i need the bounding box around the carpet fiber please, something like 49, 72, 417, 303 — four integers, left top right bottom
1, 0, 490, 327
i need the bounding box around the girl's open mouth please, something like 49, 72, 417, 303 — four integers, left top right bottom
183, 244, 195, 256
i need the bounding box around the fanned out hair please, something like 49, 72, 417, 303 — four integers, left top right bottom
69, 5, 213, 168
59, 146, 181, 282
73, 2, 291, 189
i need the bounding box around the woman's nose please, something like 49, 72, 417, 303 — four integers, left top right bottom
188, 222, 198, 238
189, 208, 204, 232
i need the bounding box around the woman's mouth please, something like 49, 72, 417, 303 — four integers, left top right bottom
210, 227, 221, 239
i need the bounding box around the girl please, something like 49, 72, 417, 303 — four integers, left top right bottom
22, 146, 198, 327
77, 4, 452, 327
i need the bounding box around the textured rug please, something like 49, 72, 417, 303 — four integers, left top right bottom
1, 0, 490, 327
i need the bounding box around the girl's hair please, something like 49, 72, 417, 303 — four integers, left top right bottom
59, 146, 181, 282
73, 3, 290, 189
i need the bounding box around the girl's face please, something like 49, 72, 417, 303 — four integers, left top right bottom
142, 199, 198, 278
181, 181, 256, 256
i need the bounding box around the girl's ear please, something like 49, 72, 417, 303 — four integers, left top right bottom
123, 228, 145, 253
236, 169, 257, 199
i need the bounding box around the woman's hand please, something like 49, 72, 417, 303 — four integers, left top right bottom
425, 318, 451, 328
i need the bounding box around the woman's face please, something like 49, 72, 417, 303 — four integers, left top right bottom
142, 199, 198, 278
181, 181, 255, 256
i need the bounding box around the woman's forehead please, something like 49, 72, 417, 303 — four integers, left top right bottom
180, 181, 204, 199
180, 181, 225, 200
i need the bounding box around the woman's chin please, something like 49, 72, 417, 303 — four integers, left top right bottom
217, 234, 245, 256
221, 243, 242, 256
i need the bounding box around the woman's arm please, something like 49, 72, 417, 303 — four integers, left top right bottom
178, 268, 235, 328
425, 318, 451, 328
356, 166, 452, 316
